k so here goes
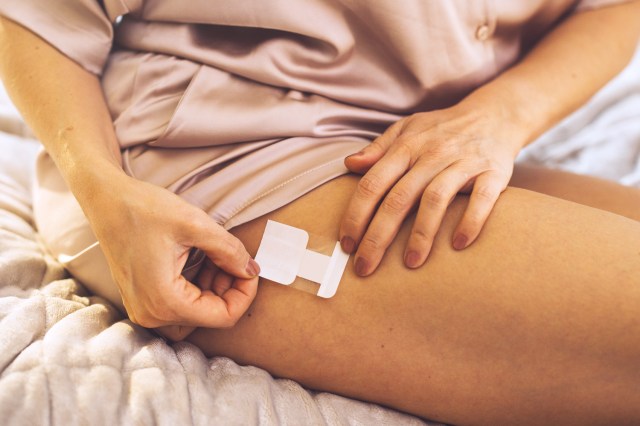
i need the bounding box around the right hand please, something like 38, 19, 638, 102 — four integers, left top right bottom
81, 172, 260, 337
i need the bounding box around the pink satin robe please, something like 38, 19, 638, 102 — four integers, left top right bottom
0, 0, 628, 308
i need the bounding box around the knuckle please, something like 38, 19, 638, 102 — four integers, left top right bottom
184, 207, 204, 224
185, 209, 209, 233
382, 188, 412, 215
340, 212, 361, 235
423, 185, 448, 207
474, 185, 499, 202
411, 227, 433, 244
368, 140, 384, 155
394, 138, 414, 156
227, 235, 245, 256
357, 175, 384, 198
218, 236, 242, 259
359, 233, 384, 252
463, 211, 486, 229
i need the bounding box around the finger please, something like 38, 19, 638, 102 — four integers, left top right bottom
452, 171, 507, 250
404, 166, 475, 268
340, 142, 414, 254
177, 275, 259, 328
212, 270, 234, 297
154, 325, 197, 342
352, 160, 439, 276
344, 120, 404, 174
194, 258, 219, 292
186, 213, 260, 279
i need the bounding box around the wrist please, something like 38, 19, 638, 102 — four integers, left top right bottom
61, 155, 129, 208
460, 80, 544, 152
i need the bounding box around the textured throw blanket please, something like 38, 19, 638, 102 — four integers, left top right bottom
0, 45, 638, 425
0, 134, 431, 425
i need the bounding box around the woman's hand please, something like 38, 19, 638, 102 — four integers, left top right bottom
339, 101, 525, 276
0, 16, 259, 339
83, 172, 260, 334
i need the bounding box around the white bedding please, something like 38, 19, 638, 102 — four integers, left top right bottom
0, 45, 638, 425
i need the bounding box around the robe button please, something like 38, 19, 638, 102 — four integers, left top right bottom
287, 90, 310, 101
475, 24, 491, 41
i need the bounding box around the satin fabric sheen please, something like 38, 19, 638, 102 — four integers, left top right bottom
2, 0, 625, 227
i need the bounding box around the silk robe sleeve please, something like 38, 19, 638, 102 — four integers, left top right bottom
0, 0, 114, 75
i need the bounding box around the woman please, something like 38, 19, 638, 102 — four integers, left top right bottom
1, 1, 640, 423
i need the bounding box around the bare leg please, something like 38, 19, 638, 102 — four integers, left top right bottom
510, 164, 640, 221
188, 173, 640, 425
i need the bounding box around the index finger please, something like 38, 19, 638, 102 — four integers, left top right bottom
186, 212, 260, 280
339, 145, 412, 253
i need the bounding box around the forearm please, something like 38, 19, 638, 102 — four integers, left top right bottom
464, 1, 640, 148
0, 16, 124, 206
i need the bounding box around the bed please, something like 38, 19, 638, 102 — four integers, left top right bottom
0, 44, 638, 425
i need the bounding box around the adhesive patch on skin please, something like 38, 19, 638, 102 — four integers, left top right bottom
254, 220, 350, 298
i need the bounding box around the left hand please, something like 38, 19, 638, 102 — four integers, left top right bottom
339, 102, 524, 276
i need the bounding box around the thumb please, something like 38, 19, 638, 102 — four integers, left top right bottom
179, 276, 258, 328
344, 120, 402, 174
187, 215, 260, 280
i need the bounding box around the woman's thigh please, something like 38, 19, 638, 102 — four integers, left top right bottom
187, 173, 640, 425
510, 164, 640, 221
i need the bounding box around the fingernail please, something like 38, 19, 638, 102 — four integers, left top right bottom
453, 234, 468, 250
341, 236, 355, 253
404, 250, 421, 268
246, 258, 260, 276
355, 257, 369, 276
346, 151, 364, 160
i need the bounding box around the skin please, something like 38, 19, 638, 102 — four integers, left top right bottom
1, 2, 640, 423
187, 172, 640, 425
0, 17, 261, 335
339, 1, 640, 276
